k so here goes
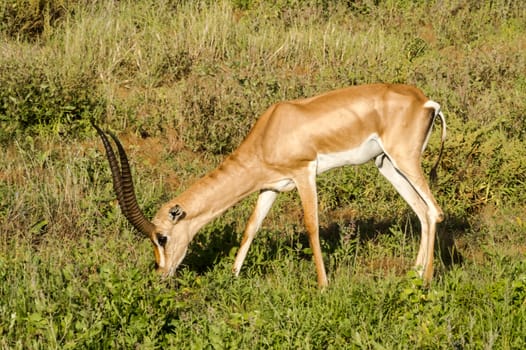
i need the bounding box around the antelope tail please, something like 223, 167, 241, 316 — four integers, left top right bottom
429, 108, 447, 184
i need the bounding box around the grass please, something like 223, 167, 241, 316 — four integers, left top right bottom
1, 0, 525, 348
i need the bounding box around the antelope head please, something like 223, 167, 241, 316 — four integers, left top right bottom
93, 124, 190, 276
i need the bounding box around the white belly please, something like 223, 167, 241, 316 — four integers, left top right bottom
262, 134, 383, 192
316, 134, 383, 174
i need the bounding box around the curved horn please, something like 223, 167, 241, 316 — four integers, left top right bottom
93, 123, 156, 236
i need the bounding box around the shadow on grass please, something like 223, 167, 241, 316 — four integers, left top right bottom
182, 222, 239, 274
321, 213, 468, 272
182, 212, 469, 277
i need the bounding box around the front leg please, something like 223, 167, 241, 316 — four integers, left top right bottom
293, 163, 328, 288
233, 190, 278, 276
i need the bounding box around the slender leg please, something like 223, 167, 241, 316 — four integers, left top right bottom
294, 162, 328, 288
375, 154, 442, 283
233, 190, 278, 276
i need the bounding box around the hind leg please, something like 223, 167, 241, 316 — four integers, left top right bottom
375, 154, 443, 282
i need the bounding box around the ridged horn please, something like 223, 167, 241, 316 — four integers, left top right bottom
93, 123, 156, 236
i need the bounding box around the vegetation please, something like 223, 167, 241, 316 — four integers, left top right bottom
1, 0, 525, 348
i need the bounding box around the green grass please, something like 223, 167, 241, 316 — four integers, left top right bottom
1, 0, 525, 348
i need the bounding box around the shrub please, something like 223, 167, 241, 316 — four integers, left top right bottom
0, 0, 74, 40
0, 50, 103, 140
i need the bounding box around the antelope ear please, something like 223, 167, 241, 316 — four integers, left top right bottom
168, 205, 186, 223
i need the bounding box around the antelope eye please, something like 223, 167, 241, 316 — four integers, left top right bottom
156, 233, 168, 247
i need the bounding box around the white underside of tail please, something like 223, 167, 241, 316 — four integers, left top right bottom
422, 100, 447, 152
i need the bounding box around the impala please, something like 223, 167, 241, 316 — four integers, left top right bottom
94, 83, 446, 287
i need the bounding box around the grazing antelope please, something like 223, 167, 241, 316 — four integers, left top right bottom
94, 83, 446, 287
